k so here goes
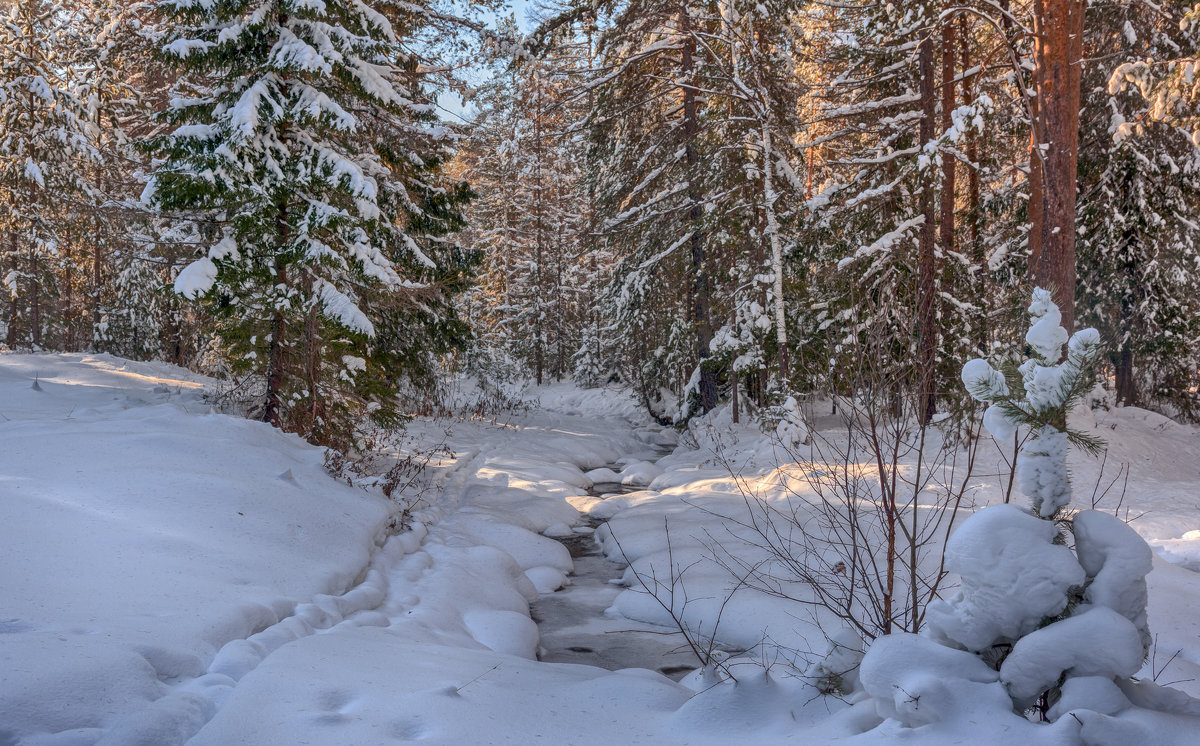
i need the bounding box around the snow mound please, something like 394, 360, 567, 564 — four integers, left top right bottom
1074, 509, 1153, 651
927, 504, 1085, 651
619, 460, 664, 487
1000, 607, 1145, 703
859, 632, 1009, 728
0, 353, 390, 743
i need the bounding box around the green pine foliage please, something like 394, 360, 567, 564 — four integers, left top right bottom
802, 1, 995, 402
145, 0, 474, 446
455, 26, 593, 385
1078, 0, 1200, 418
0, 0, 98, 349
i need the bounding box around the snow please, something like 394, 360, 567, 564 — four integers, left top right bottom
0, 353, 389, 743
1026, 287, 1070, 360
1047, 675, 1131, 719
23, 157, 44, 187
1017, 426, 1072, 517
961, 357, 1008, 400
1074, 509, 1154, 650
983, 402, 1020, 441
1000, 607, 1146, 703
859, 632, 1012, 728
173, 256, 218, 298
313, 277, 374, 336
7, 356, 1200, 744
585, 466, 620, 483
926, 503, 1086, 651
618, 459, 663, 487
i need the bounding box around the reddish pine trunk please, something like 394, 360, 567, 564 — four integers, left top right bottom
940, 19, 956, 267
916, 34, 938, 424
1029, 0, 1085, 333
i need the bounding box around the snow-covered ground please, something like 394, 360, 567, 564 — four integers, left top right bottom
4, 353, 1200, 744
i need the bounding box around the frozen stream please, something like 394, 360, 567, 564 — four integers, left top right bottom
532, 481, 734, 681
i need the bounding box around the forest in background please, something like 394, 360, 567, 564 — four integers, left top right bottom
2, 0, 1200, 448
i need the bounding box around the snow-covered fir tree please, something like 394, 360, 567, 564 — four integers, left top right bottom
581, 0, 724, 420
1080, 0, 1200, 417
802, 0, 999, 418
456, 15, 593, 385
704, 0, 807, 414
565, 0, 808, 420
75, 0, 172, 353
1109, 2, 1200, 141
146, 0, 475, 446
0, 0, 97, 349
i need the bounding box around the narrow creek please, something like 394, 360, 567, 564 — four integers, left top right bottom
531, 478, 713, 682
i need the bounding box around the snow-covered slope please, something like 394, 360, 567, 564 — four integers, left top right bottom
7, 354, 1200, 745
0, 353, 392, 743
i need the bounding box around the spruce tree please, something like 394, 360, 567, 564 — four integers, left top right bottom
147, 0, 473, 446
0, 0, 97, 349
1081, 0, 1200, 417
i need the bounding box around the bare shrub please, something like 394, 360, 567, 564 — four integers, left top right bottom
695, 317, 986, 642
324, 427, 453, 534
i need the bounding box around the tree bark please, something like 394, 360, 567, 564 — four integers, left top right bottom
264, 268, 287, 428
1030, 0, 1086, 332
28, 241, 40, 349
761, 122, 790, 382
264, 203, 290, 429
533, 69, 546, 386
92, 178, 104, 350
961, 15, 987, 353
681, 4, 717, 413
916, 33, 939, 424
940, 18, 956, 267
6, 230, 18, 348
1114, 347, 1136, 406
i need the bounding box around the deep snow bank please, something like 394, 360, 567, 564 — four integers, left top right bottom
0, 353, 391, 743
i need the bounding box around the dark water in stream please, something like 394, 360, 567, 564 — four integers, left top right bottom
530, 481, 709, 681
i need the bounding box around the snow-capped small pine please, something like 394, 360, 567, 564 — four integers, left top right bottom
961, 288, 1103, 517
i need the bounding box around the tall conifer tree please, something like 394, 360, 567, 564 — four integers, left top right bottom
147, 0, 473, 445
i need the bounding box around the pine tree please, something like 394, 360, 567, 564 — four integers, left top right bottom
1078, 0, 1200, 417
0, 0, 97, 349
95, 248, 163, 360
579, 1, 728, 420
146, 0, 474, 446
75, 0, 171, 354
803, 1, 993, 415
455, 12, 595, 385
705, 0, 807, 413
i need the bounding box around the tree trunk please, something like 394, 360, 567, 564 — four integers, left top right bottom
940, 17, 956, 269
916, 33, 939, 424
761, 122, 790, 382
28, 242, 41, 349
92, 182, 104, 350
264, 204, 290, 429
1030, 0, 1086, 332
961, 15, 987, 353
533, 71, 545, 386
1114, 347, 1136, 406
6, 231, 18, 348
63, 238, 75, 350
264, 267, 287, 428
681, 4, 717, 413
